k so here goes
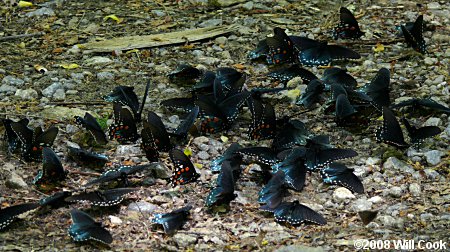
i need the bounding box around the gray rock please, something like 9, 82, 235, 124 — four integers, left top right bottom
0, 69, 5, 74
15, 88, 38, 100
0, 84, 17, 94
173, 233, 197, 247
424, 57, 437, 65
368, 196, 383, 204
127, 201, 158, 213
388, 186, 403, 198
409, 183, 421, 196
97, 71, 115, 81
366, 157, 381, 165
2, 75, 25, 87
242, 1, 254, 10
197, 151, 210, 160
6, 172, 28, 189
42, 82, 63, 98
427, 2, 440, 9
151, 10, 166, 17
197, 143, 210, 152
420, 213, 434, 220
70, 72, 85, 81
423, 169, 441, 180
210, 0, 246, 7
199, 19, 222, 28
383, 157, 415, 174
275, 245, 325, 252
192, 50, 204, 57
332, 187, 355, 202
148, 162, 171, 179
424, 117, 442, 126
84, 56, 113, 66
116, 145, 142, 155
25, 7, 55, 17
351, 198, 373, 212
379, 215, 404, 228
193, 136, 209, 147
52, 88, 66, 101
168, 115, 179, 124
200, 56, 220, 65
215, 36, 228, 45
424, 150, 443, 165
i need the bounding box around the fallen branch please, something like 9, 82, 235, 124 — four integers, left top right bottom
47, 101, 107, 106
0, 32, 45, 42
78, 24, 239, 53
339, 38, 404, 46
68, 170, 101, 177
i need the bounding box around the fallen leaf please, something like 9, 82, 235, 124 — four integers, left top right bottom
232, 63, 245, 70
18, 1, 33, 7
125, 49, 139, 54
220, 136, 228, 143
373, 43, 385, 52
60, 63, 79, 69
286, 89, 300, 100
103, 14, 124, 24
194, 163, 203, 169
52, 47, 64, 54
184, 148, 192, 157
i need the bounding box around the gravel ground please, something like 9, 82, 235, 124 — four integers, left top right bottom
0, 0, 449, 251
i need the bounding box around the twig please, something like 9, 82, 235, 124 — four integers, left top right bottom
0, 112, 65, 123
339, 38, 404, 46
68, 170, 101, 177
47, 101, 107, 106
0, 32, 45, 42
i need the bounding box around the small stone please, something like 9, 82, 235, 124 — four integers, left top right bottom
196, 151, 210, 160
286, 77, 303, 88
366, 157, 381, 165
424, 150, 443, 165
427, 2, 440, 9
333, 187, 355, 202
25, 7, 55, 17
423, 169, 441, 180
423, 57, 437, 65
215, 36, 228, 45
242, 1, 254, 10
67, 45, 81, 54
151, 10, 166, 17
168, 115, 179, 124
383, 157, 415, 174
15, 88, 38, 100
192, 50, 204, 57
115, 145, 142, 155
388, 186, 403, 198
128, 201, 158, 213
42, 82, 63, 98
6, 172, 28, 189
0, 84, 17, 94
420, 213, 433, 220
199, 19, 222, 28
379, 215, 404, 228
433, 75, 444, 85
173, 233, 197, 247
84, 56, 113, 66
193, 136, 209, 146
424, 117, 441, 126
351, 198, 373, 212
97, 71, 115, 81
200, 56, 220, 65
409, 183, 421, 196
368, 196, 384, 204
52, 88, 66, 101
275, 245, 325, 252
2, 75, 25, 87
109, 215, 123, 225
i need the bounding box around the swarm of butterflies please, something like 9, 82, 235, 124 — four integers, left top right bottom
1, 7, 448, 245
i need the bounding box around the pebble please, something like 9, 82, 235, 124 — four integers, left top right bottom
366, 157, 381, 165
42, 82, 63, 98
388, 186, 403, 198
427, 2, 440, 9
423, 169, 441, 180
368, 196, 384, 204
199, 19, 222, 28
2, 75, 25, 87
197, 151, 210, 160
424, 150, 443, 165
242, 1, 254, 10
423, 57, 437, 65
97, 71, 115, 81
151, 10, 166, 17
193, 136, 209, 146
383, 157, 415, 174
116, 145, 142, 155
275, 245, 324, 252
215, 36, 228, 45
84, 56, 113, 66
168, 115, 179, 124
420, 213, 434, 220
192, 50, 204, 57
173, 233, 197, 247
0, 84, 17, 94
6, 172, 28, 189
409, 183, 421, 196
424, 117, 441, 126
332, 187, 355, 202
128, 201, 158, 213
109, 215, 123, 225
379, 215, 404, 228
15, 88, 38, 100
52, 88, 66, 101
351, 198, 373, 212
25, 7, 55, 17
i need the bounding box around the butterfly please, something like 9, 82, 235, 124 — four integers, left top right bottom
10, 122, 58, 162
357, 68, 390, 110
260, 200, 327, 225
320, 163, 364, 193
141, 111, 173, 162
65, 188, 138, 207
74, 112, 108, 145
402, 117, 441, 146
191, 71, 216, 93
375, 106, 410, 148
68, 209, 113, 244
0, 202, 39, 231
169, 149, 200, 187
265, 27, 297, 65
39, 191, 72, 209
167, 64, 201, 84
294, 37, 360, 66
151, 205, 192, 234
206, 161, 237, 207
358, 210, 378, 225
321, 67, 357, 90
33, 147, 67, 192
271, 119, 311, 150
267, 64, 318, 83
235, 146, 284, 166
335, 94, 358, 124
258, 170, 288, 209
271, 147, 308, 191
103, 81, 150, 122
215, 67, 246, 93
1, 118, 29, 154
401, 15, 426, 54
108, 103, 139, 144
390, 98, 450, 114
333, 7, 364, 39
85, 164, 154, 187
160, 96, 197, 113
169, 106, 200, 141
296, 79, 325, 108
210, 142, 242, 172
67, 147, 109, 170
248, 97, 276, 140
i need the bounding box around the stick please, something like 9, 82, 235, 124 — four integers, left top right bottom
339, 38, 404, 46
47, 101, 107, 106
68, 170, 101, 177
0, 32, 45, 42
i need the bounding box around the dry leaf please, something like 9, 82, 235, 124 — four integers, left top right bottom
60, 63, 79, 69
103, 14, 124, 24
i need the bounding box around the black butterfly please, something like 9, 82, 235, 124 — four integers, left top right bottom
10, 122, 58, 162
265, 27, 296, 65
248, 97, 276, 140
169, 106, 200, 141
169, 149, 200, 187
401, 15, 426, 54
151, 205, 192, 234
333, 7, 364, 40
375, 106, 409, 148
321, 67, 357, 90
294, 37, 360, 66
1, 118, 29, 153
206, 161, 237, 207
357, 68, 390, 110
260, 200, 327, 226
192, 71, 216, 93
0, 202, 39, 231
402, 117, 441, 146
271, 119, 311, 150
33, 147, 67, 191
108, 103, 139, 144
210, 142, 242, 172
390, 98, 450, 114
272, 147, 308, 191
248, 38, 269, 60
358, 210, 378, 225
103, 81, 150, 122
167, 64, 201, 84
39, 191, 72, 209
85, 164, 154, 187
267, 64, 318, 83
160, 96, 197, 113
141, 111, 173, 156
68, 209, 113, 244
235, 146, 283, 166
215, 67, 246, 92
335, 94, 357, 123
74, 112, 108, 145
320, 163, 364, 194
296, 79, 325, 108
67, 147, 109, 170
258, 170, 288, 209
65, 188, 138, 207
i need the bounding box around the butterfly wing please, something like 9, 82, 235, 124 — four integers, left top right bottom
171, 106, 200, 140
358, 68, 390, 110
321, 163, 364, 193
69, 209, 113, 244
206, 162, 236, 207
39, 191, 72, 209
33, 147, 66, 191
265, 27, 296, 65
333, 7, 364, 39
169, 149, 200, 187
267, 64, 318, 83
272, 120, 311, 149
248, 97, 276, 140
401, 15, 426, 54
146, 112, 172, 151
75, 113, 107, 145
210, 142, 242, 172
402, 117, 441, 146
108, 103, 138, 143
236, 146, 280, 166
306, 148, 358, 171
286, 201, 327, 225
0, 202, 39, 230
258, 170, 287, 209
297, 79, 325, 108
375, 107, 409, 148
103, 85, 140, 120
152, 205, 192, 234
66, 188, 137, 206
161, 97, 196, 112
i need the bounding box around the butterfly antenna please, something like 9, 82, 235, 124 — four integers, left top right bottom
138, 80, 151, 122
